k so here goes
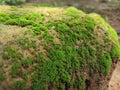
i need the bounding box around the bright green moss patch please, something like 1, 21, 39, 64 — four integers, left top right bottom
66, 7, 84, 17
0, 6, 120, 90
98, 53, 112, 75
110, 45, 120, 58
0, 12, 44, 27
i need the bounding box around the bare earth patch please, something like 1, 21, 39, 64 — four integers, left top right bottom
0, 24, 26, 89
0, 24, 26, 44
109, 64, 120, 90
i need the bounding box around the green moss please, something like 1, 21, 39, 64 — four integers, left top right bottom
107, 24, 119, 45
11, 62, 21, 77
19, 72, 28, 81
89, 13, 119, 45
66, 7, 84, 17
0, 63, 3, 67
13, 80, 26, 90
110, 45, 120, 58
0, 12, 44, 27
10, 6, 18, 11
32, 3, 54, 7
31, 25, 48, 35
0, 7, 120, 90
0, 12, 10, 22
75, 75, 85, 90
0, 70, 5, 82
2, 45, 22, 60
22, 57, 34, 68
17, 37, 36, 50
31, 73, 45, 90
98, 53, 112, 75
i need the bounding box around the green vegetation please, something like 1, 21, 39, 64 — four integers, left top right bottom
75, 75, 85, 90
13, 80, 26, 90
110, 45, 120, 58
10, 6, 18, 11
0, 6, 120, 90
11, 62, 21, 77
22, 57, 34, 68
0, 70, 5, 82
0, 0, 26, 4
32, 3, 54, 7
17, 37, 36, 49
0, 12, 44, 27
2, 45, 22, 60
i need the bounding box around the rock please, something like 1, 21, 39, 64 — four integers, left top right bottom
0, 6, 120, 90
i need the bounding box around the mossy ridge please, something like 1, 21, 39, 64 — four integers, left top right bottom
0, 12, 44, 26
0, 7, 120, 90
89, 13, 120, 58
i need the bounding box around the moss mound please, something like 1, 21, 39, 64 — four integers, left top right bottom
0, 6, 120, 90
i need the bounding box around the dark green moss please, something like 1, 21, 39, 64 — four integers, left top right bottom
2, 45, 22, 60
19, 72, 28, 81
13, 80, 26, 90
22, 57, 34, 68
17, 37, 36, 50
75, 75, 85, 90
11, 62, 21, 77
0, 70, 5, 82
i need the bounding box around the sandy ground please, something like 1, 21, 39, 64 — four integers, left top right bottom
109, 64, 120, 90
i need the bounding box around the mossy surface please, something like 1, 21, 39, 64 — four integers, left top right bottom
0, 6, 120, 90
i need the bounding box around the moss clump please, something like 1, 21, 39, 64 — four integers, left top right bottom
22, 57, 35, 68
2, 45, 22, 60
97, 53, 112, 74
17, 37, 36, 49
110, 45, 120, 58
13, 80, 26, 90
0, 6, 120, 90
66, 7, 84, 17
0, 12, 44, 27
0, 70, 5, 82
11, 62, 21, 77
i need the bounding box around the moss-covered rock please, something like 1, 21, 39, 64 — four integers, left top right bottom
0, 6, 119, 90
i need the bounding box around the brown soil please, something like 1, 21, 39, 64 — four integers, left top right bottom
109, 64, 120, 90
